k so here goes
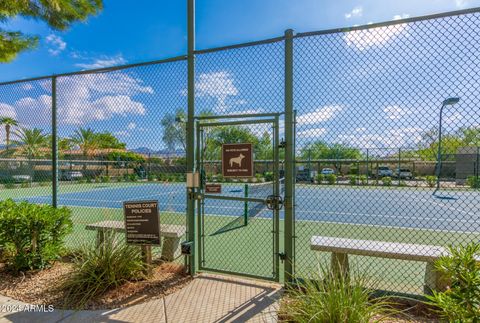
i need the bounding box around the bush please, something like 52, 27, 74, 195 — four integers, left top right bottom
129, 173, 138, 182
316, 174, 325, 184
100, 176, 110, 183
4, 182, 15, 189
426, 243, 480, 322
349, 175, 357, 186
280, 264, 399, 322
359, 175, 368, 186
0, 199, 72, 271
62, 236, 146, 308
382, 176, 392, 187
147, 174, 155, 182
264, 172, 274, 182
326, 174, 337, 185
466, 176, 480, 189
425, 175, 437, 188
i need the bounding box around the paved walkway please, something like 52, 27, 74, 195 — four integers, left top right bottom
0, 274, 282, 323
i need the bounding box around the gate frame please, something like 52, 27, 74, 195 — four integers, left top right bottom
194, 113, 283, 282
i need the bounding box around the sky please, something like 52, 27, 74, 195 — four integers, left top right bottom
0, 0, 479, 153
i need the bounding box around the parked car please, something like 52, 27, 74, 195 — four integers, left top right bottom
377, 166, 393, 177
12, 175, 31, 183
61, 171, 83, 181
320, 168, 335, 175
395, 168, 413, 179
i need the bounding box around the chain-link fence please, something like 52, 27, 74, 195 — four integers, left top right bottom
0, 8, 479, 294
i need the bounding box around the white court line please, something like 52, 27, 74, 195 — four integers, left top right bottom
51, 190, 177, 203
414, 196, 478, 217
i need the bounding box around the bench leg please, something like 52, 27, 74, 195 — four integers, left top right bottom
141, 245, 153, 276
424, 262, 449, 294
331, 252, 349, 278
96, 229, 115, 248
161, 237, 180, 262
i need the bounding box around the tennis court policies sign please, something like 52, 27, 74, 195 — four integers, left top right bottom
123, 200, 161, 245
222, 143, 254, 178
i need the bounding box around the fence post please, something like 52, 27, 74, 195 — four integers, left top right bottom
186, 0, 196, 275
52, 76, 58, 208
284, 28, 295, 284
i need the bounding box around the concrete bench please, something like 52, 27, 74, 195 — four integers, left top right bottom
86, 220, 186, 262
310, 236, 466, 293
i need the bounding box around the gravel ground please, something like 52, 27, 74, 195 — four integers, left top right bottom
0, 261, 192, 310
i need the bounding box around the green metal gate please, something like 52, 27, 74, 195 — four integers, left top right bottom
195, 113, 283, 281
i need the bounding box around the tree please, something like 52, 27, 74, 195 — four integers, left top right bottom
12, 127, 48, 159
94, 132, 126, 149
300, 141, 362, 160
0, 117, 18, 150
160, 108, 186, 153
0, 1, 103, 62
70, 128, 99, 159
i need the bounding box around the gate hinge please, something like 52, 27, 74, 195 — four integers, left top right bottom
279, 252, 287, 263
278, 140, 286, 148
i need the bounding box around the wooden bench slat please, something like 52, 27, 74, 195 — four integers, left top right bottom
310, 236, 447, 262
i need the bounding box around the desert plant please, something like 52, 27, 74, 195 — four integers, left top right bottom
466, 176, 480, 189
382, 176, 392, 187
425, 175, 437, 188
62, 236, 146, 308
425, 243, 480, 322
349, 175, 358, 186
280, 264, 400, 322
317, 174, 325, 184
0, 199, 72, 271
326, 174, 337, 185
359, 175, 368, 186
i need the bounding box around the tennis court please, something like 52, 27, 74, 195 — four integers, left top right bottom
13, 182, 480, 232
5, 181, 479, 293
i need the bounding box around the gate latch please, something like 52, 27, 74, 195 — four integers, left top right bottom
278, 252, 286, 263
266, 195, 284, 210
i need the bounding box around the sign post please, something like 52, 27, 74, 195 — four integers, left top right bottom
222, 143, 254, 178
123, 200, 161, 274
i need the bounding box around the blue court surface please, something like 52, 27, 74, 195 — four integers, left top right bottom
23, 183, 480, 232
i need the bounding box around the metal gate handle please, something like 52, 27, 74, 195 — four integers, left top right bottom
266, 195, 284, 210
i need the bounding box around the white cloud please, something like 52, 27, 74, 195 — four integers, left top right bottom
393, 14, 410, 20
345, 6, 363, 19
8, 72, 152, 126
0, 103, 17, 119
75, 55, 127, 69
45, 34, 66, 56
21, 83, 34, 91
298, 128, 327, 138
127, 122, 136, 130
343, 23, 408, 51
190, 71, 238, 112
297, 105, 343, 125
455, 0, 470, 8
384, 105, 408, 120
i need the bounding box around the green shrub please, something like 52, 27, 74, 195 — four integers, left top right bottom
280, 264, 399, 322
425, 175, 437, 188
0, 199, 72, 272
359, 175, 368, 186
326, 174, 336, 185
4, 182, 15, 189
147, 174, 155, 182
398, 180, 407, 187
255, 173, 264, 182
62, 236, 146, 308
100, 176, 110, 183
39, 180, 50, 187
382, 176, 392, 187
316, 174, 325, 184
20, 182, 30, 188
123, 173, 130, 181
264, 172, 274, 182
349, 175, 357, 186
129, 173, 138, 182
425, 243, 480, 322
466, 176, 480, 189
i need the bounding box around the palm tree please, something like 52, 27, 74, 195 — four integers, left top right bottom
12, 127, 49, 159
70, 127, 99, 159
0, 117, 18, 150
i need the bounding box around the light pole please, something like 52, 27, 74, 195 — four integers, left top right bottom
435, 97, 460, 191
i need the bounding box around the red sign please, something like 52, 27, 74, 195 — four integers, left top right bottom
222, 143, 254, 178
205, 184, 222, 194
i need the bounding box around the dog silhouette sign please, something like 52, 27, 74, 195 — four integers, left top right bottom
222, 143, 254, 177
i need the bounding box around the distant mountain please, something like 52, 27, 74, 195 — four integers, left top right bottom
129, 147, 185, 158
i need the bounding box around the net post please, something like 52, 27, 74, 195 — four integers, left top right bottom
284, 28, 295, 284
244, 183, 249, 225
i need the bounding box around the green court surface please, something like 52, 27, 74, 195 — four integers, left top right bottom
64, 205, 480, 295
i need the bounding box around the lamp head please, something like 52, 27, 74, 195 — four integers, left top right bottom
443, 97, 460, 106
